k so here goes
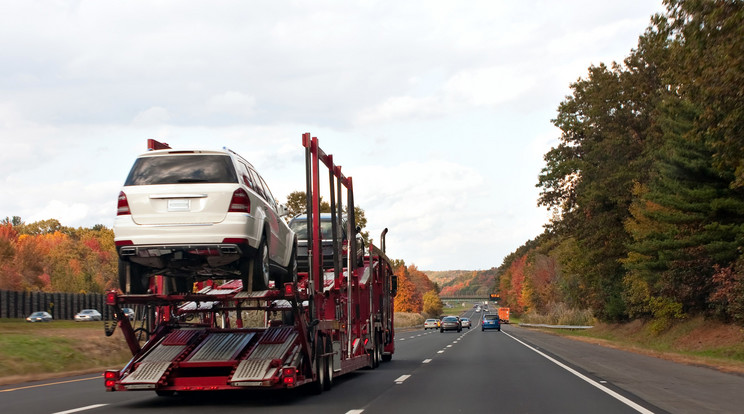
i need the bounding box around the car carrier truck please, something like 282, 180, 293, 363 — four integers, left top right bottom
103, 133, 397, 395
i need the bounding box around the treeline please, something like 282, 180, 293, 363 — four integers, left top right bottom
0, 217, 117, 293
393, 262, 443, 317
499, 0, 744, 327
437, 268, 498, 297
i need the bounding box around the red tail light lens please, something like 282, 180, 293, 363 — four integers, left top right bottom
228, 189, 251, 213
117, 191, 131, 215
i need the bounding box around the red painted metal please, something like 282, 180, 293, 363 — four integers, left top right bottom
104, 135, 396, 394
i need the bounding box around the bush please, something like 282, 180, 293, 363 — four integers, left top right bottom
521, 303, 595, 326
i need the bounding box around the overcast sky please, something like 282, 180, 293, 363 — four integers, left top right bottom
0, 1, 665, 271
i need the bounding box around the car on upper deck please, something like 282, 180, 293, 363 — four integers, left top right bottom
114, 146, 296, 294
288, 213, 364, 273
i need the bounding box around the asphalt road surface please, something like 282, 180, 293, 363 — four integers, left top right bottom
2, 308, 743, 414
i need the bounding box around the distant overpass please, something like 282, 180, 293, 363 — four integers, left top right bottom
439, 294, 494, 300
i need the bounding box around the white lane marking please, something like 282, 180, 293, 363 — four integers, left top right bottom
446, 345, 453, 348
53, 404, 108, 414
423, 359, 432, 364
437, 350, 444, 353
346, 410, 365, 414
409, 336, 416, 339
399, 338, 405, 341
394, 374, 411, 384
503, 332, 655, 414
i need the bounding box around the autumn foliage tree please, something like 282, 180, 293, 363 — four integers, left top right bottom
0, 218, 117, 293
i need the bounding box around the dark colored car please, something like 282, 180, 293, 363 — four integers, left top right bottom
440, 316, 462, 333
289, 213, 364, 272
482, 313, 501, 331
26, 311, 53, 322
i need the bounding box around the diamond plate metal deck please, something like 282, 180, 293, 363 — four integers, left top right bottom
188, 332, 255, 362
141, 344, 186, 363
230, 359, 276, 382
121, 361, 172, 384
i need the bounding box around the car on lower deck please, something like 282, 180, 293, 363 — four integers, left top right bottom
482, 313, 501, 331
114, 145, 296, 294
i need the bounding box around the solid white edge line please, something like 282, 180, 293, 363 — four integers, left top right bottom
346, 410, 365, 414
53, 404, 108, 414
503, 332, 654, 414
423, 359, 432, 363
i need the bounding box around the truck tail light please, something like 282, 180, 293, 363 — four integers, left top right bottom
117, 191, 131, 215
282, 367, 297, 386
228, 189, 251, 213
106, 291, 117, 305
104, 370, 119, 389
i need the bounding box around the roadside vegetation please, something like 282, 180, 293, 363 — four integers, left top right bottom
0, 319, 131, 385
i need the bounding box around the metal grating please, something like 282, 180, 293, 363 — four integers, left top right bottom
188, 332, 254, 362
231, 359, 277, 382
260, 327, 295, 344
162, 329, 200, 346
250, 333, 297, 360
121, 361, 171, 384
141, 345, 186, 363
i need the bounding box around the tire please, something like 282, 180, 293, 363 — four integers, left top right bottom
243, 237, 270, 291
118, 259, 148, 294
280, 240, 298, 287
312, 340, 326, 395
381, 353, 392, 362
440, 328, 444, 333
323, 339, 333, 391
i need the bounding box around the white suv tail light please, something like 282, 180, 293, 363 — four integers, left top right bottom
228, 188, 251, 213
117, 191, 131, 215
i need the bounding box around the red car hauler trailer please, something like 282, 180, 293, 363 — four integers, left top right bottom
103, 134, 397, 394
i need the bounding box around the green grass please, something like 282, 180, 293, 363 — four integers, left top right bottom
0, 319, 133, 380
542, 317, 744, 367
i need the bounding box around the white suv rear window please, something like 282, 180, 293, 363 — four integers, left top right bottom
125, 155, 238, 185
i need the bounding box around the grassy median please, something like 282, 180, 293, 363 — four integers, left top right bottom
0, 319, 133, 385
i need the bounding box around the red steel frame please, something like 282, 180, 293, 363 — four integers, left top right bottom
103, 134, 396, 394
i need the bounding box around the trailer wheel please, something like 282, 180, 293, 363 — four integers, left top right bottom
118, 259, 148, 294
311, 341, 327, 395
382, 353, 392, 362
323, 339, 333, 391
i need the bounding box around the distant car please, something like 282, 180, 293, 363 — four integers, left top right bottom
26, 311, 53, 322
460, 317, 471, 329
440, 316, 462, 333
74, 309, 102, 321
288, 213, 364, 272
113, 146, 296, 294
119, 308, 135, 321
424, 318, 439, 330
475, 306, 481, 312
482, 313, 501, 331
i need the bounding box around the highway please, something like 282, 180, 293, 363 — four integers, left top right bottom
2, 308, 744, 414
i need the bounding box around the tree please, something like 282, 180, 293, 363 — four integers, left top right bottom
422, 290, 443, 317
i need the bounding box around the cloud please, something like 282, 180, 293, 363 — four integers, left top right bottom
132, 106, 171, 125
205, 91, 256, 118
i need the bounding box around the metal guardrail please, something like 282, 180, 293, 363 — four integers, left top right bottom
519, 323, 593, 330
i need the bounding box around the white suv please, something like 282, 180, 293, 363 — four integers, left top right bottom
114, 147, 296, 293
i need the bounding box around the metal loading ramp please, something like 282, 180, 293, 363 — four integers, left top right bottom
188, 332, 255, 362
121, 329, 202, 387
230, 327, 298, 384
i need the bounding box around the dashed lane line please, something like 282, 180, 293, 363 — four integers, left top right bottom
53, 404, 108, 414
